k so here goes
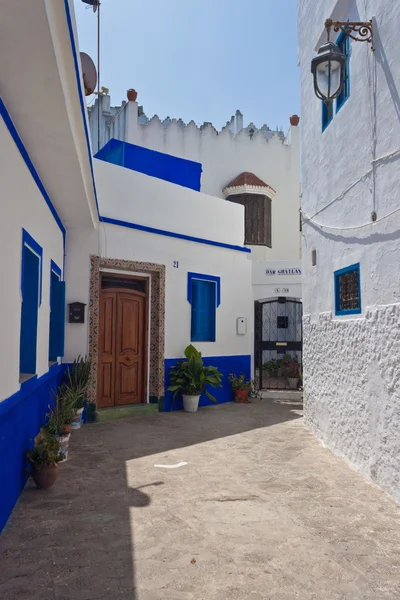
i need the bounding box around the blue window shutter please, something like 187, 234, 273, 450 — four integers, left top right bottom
49, 281, 66, 359
20, 247, 40, 374
191, 280, 216, 342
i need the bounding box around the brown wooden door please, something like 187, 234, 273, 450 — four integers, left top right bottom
97, 288, 147, 408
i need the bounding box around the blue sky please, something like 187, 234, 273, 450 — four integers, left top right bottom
73, 0, 299, 132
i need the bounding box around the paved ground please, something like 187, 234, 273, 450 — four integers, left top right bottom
1, 398, 400, 600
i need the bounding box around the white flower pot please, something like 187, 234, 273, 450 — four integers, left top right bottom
287, 378, 300, 389
71, 407, 84, 430
182, 395, 200, 413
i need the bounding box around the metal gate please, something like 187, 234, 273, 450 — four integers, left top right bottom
255, 298, 302, 390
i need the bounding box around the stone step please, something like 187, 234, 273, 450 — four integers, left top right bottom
96, 403, 159, 423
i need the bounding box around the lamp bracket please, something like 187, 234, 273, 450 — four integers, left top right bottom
325, 19, 374, 51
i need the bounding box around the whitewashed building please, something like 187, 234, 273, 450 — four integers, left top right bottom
299, 0, 400, 500
88, 96, 303, 383
0, 0, 254, 530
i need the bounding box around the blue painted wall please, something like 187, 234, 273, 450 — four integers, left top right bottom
95, 138, 202, 192
0, 364, 65, 532
163, 354, 251, 412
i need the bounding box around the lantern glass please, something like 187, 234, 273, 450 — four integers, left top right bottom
311, 41, 346, 103
316, 58, 342, 99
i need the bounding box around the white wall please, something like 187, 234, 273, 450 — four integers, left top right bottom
65, 160, 253, 367
94, 159, 245, 248
252, 260, 302, 302
64, 225, 253, 364
0, 117, 64, 401
299, 0, 400, 500
89, 100, 301, 263
131, 110, 301, 263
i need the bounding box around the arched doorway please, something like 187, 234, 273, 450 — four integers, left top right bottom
254, 297, 302, 390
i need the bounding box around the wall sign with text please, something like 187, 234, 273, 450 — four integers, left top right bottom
266, 268, 301, 275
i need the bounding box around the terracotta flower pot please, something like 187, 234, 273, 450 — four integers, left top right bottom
127, 89, 138, 102
32, 463, 59, 489
62, 424, 72, 434
289, 114, 300, 126
234, 389, 249, 403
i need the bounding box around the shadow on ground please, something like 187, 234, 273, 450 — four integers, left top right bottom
0, 399, 301, 600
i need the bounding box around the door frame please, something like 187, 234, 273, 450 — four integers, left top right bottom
88, 255, 166, 407
98, 273, 149, 406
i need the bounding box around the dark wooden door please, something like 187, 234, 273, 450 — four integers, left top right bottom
98, 288, 147, 408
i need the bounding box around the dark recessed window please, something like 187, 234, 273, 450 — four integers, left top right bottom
229, 193, 272, 247
277, 316, 289, 329
334, 263, 361, 316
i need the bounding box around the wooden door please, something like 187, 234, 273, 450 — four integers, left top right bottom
97, 287, 147, 408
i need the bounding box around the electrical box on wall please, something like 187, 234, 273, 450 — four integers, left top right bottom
68, 302, 86, 324
236, 317, 247, 335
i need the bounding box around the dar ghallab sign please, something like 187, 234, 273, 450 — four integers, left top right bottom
265, 268, 302, 275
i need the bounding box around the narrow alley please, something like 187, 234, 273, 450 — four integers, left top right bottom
1, 400, 400, 600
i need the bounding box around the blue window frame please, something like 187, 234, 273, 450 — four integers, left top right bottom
49, 260, 65, 362
322, 29, 350, 130
187, 273, 220, 342
336, 31, 350, 111
334, 263, 361, 316
20, 230, 43, 374
322, 101, 333, 131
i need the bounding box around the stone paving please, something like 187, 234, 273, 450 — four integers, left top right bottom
1, 398, 400, 599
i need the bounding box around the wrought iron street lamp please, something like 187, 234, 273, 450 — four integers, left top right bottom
311, 41, 346, 105
311, 18, 374, 104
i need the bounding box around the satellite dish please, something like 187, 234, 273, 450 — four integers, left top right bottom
81, 0, 99, 11
80, 52, 97, 96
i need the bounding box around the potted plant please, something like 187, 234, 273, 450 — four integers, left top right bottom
168, 345, 223, 412
262, 359, 278, 377
44, 386, 76, 461
282, 355, 301, 389
228, 373, 254, 403
26, 429, 62, 489
66, 355, 91, 429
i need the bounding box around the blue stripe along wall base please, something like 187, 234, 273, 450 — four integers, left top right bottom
0, 364, 66, 533
163, 354, 251, 412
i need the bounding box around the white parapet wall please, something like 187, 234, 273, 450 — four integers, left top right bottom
88, 99, 301, 264
94, 159, 245, 248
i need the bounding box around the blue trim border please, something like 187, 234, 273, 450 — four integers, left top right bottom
334, 262, 361, 316
100, 216, 251, 254
187, 272, 221, 307
63, 0, 99, 217
50, 259, 62, 279
0, 98, 65, 239
22, 229, 43, 306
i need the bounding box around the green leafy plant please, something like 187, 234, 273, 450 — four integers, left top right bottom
44, 385, 77, 436
228, 372, 254, 392
65, 355, 92, 409
168, 344, 223, 403
262, 359, 279, 374
26, 429, 62, 470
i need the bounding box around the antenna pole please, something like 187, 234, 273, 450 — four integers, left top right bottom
97, 1, 101, 152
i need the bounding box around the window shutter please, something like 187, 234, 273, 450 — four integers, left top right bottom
191, 280, 216, 342
49, 281, 66, 359
265, 196, 272, 247
230, 193, 271, 246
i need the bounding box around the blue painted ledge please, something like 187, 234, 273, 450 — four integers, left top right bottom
0, 364, 66, 532
163, 354, 251, 412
